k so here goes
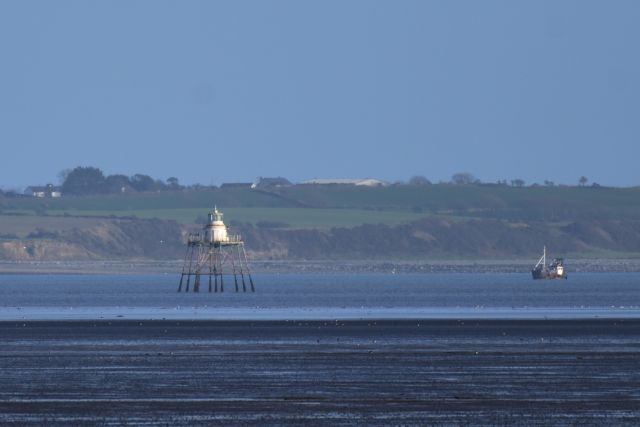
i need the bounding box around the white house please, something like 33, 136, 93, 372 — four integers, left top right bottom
302, 178, 389, 187
24, 184, 62, 198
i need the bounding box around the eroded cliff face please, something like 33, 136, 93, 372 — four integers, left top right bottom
0, 240, 96, 260
0, 218, 184, 261
1, 217, 640, 261
233, 219, 640, 260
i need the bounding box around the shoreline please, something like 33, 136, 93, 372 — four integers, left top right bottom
2, 306, 640, 322
3, 317, 639, 327
3, 258, 640, 275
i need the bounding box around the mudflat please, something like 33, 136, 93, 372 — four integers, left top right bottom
1, 319, 639, 425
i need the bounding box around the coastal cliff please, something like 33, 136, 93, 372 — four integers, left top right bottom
2, 216, 640, 261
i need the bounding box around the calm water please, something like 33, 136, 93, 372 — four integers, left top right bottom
0, 272, 639, 320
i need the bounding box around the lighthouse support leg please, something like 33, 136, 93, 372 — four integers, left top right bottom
178, 245, 191, 292
235, 245, 247, 292
241, 245, 255, 292
194, 246, 205, 293
186, 245, 197, 292
229, 246, 239, 292
216, 246, 223, 292
208, 250, 213, 293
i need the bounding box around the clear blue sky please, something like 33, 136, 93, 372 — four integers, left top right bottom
1, 0, 639, 189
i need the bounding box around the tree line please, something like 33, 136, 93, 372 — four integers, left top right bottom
54, 166, 599, 196
407, 173, 597, 188
60, 167, 184, 195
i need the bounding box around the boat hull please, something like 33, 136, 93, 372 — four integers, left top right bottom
532, 268, 567, 280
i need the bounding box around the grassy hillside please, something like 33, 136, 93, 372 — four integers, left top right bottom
268, 184, 640, 221
4, 183, 640, 260
0, 188, 290, 211
2, 184, 640, 230
41, 207, 430, 228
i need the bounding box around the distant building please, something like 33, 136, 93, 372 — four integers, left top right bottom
24, 183, 62, 198
220, 182, 253, 189
251, 177, 292, 189
302, 178, 389, 187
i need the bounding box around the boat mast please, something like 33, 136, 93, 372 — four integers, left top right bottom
535, 246, 546, 269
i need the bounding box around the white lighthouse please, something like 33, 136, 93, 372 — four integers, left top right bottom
204, 207, 229, 243
178, 207, 254, 293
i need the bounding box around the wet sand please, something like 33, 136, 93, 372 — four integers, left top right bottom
1, 319, 639, 425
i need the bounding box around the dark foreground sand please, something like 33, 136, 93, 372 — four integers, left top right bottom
1, 319, 639, 425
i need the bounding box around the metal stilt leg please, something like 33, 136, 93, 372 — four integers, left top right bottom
208, 252, 213, 293
236, 246, 247, 292
194, 272, 200, 293
241, 245, 255, 292
178, 245, 191, 292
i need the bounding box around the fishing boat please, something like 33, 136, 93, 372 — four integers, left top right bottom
532, 246, 567, 280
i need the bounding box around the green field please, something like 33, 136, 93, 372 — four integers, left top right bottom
43, 207, 430, 228
3, 184, 640, 228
